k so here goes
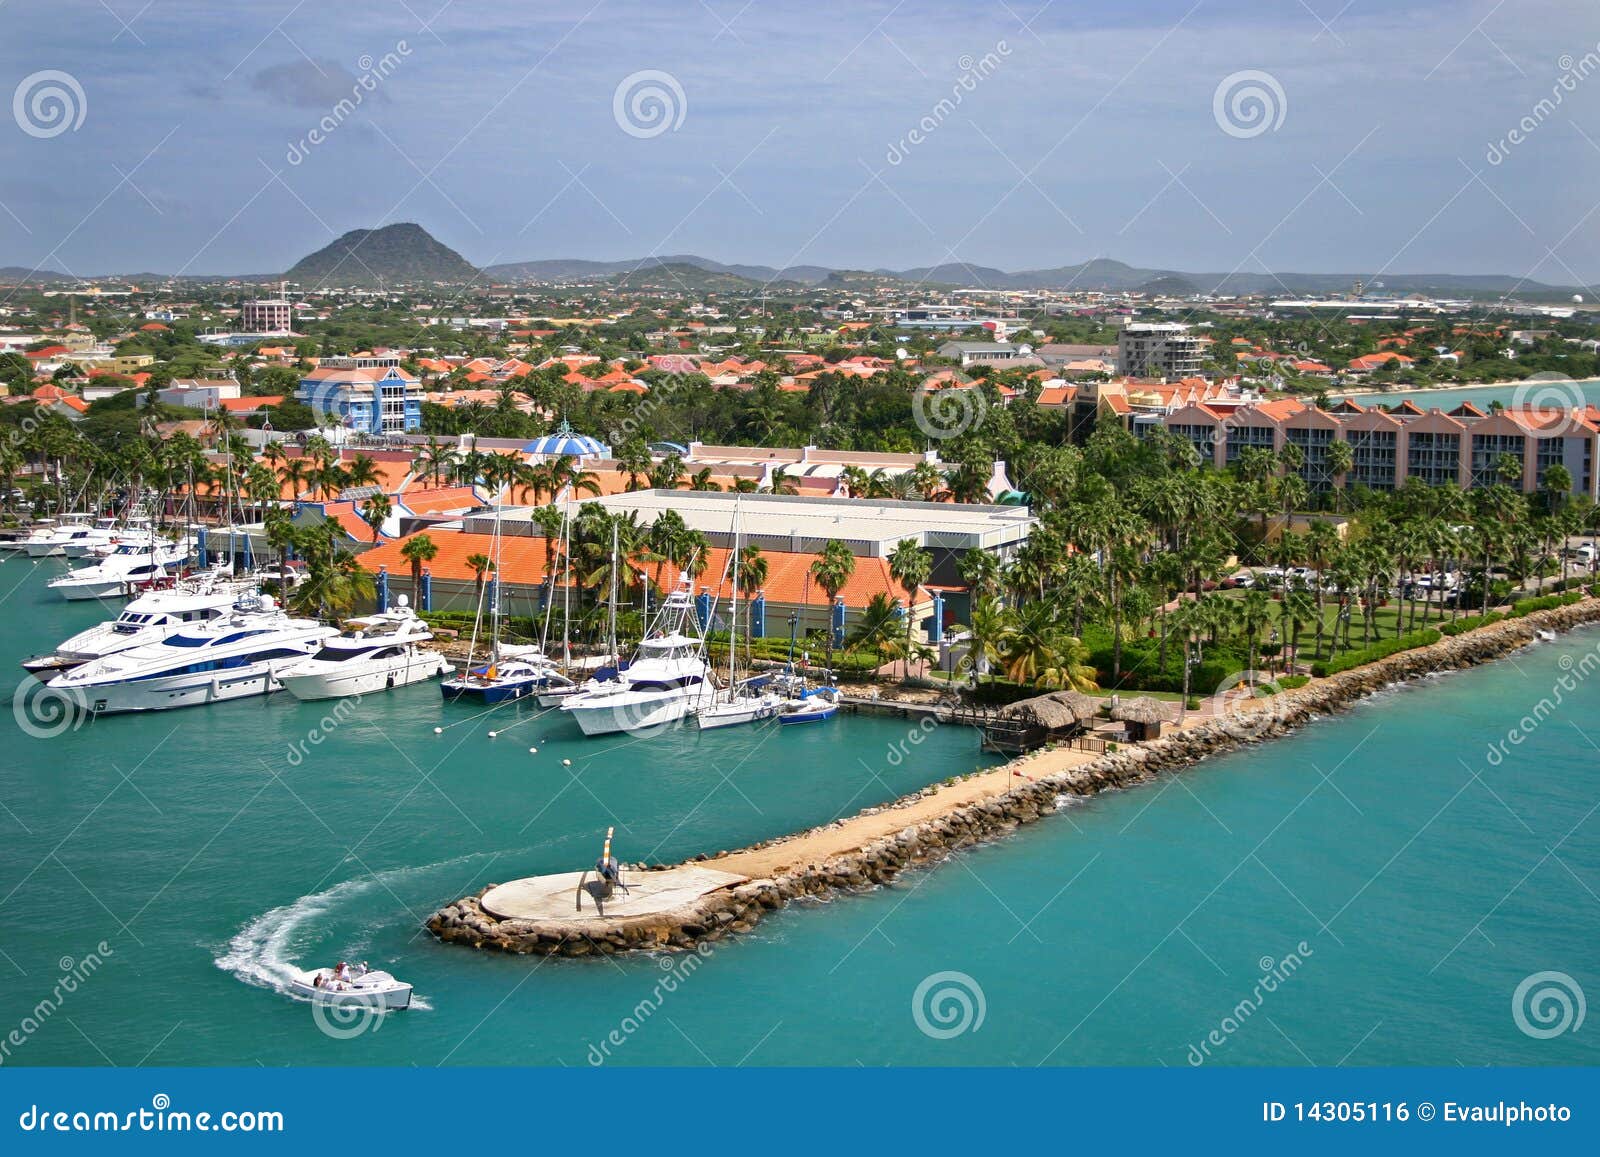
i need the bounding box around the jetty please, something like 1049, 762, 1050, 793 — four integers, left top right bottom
428, 597, 1600, 958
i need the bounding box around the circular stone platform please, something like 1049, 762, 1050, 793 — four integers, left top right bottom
480, 865, 749, 925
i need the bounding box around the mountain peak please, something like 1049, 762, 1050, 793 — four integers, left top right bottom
284, 223, 478, 287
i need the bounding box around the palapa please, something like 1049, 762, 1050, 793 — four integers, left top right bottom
1109, 696, 1179, 725
997, 689, 1102, 730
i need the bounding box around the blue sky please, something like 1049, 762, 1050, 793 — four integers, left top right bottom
3, 0, 1598, 284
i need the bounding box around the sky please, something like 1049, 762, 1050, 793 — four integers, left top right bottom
2, 0, 1599, 285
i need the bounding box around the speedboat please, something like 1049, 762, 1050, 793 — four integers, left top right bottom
24, 515, 93, 557
22, 573, 259, 674
49, 592, 336, 714
559, 577, 709, 736
280, 597, 450, 701
46, 536, 192, 600
779, 686, 839, 725
288, 963, 412, 1010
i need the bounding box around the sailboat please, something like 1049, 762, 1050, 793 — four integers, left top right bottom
440, 509, 572, 703
539, 517, 623, 707
697, 502, 781, 730
776, 608, 838, 724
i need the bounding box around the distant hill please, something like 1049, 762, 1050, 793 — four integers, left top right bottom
0, 266, 77, 286
484, 254, 835, 285
284, 223, 478, 287
605, 262, 801, 293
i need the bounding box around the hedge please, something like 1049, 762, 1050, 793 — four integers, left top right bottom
1510, 592, 1584, 617
1440, 612, 1505, 636
1310, 629, 1441, 677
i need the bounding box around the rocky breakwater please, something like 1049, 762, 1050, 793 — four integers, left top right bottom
427, 598, 1600, 957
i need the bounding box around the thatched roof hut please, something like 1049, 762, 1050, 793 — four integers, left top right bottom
984, 690, 1103, 753
998, 690, 1102, 729
1110, 696, 1179, 739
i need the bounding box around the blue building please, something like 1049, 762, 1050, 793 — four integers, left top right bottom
297, 366, 422, 433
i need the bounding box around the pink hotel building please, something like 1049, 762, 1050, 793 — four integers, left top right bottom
1155, 396, 1597, 499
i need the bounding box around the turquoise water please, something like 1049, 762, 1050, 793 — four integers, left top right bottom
0, 561, 1595, 1067
1334, 377, 1600, 411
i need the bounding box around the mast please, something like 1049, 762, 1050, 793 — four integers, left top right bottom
607, 520, 619, 664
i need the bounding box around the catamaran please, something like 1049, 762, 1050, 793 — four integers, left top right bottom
49, 591, 335, 714
279, 597, 450, 701
559, 573, 709, 736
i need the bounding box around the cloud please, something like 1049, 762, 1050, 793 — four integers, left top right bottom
250, 59, 364, 109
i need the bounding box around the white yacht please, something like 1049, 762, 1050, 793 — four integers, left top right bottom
23, 574, 258, 675
1, 519, 55, 553
46, 536, 192, 601
559, 576, 709, 737
60, 517, 123, 559
25, 514, 95, 557
49, 592, 335, 714
279, 597, 450, 701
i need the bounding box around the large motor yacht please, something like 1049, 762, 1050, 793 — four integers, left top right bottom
49, 592, 335, 714
279, 597, 450, 701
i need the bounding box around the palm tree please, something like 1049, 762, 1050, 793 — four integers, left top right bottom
1324, 438, 1353, 509
957, 547, 1001, 602
736, 543, 768, 667
809, 538, 856, 671
1238, 588, 1272, 676
360, 492, 392, 542
344, 454, 381, 489
400, 533, 438, 603
886, 538, 932, 681
466, 551, 495, 605
954, 594, 1013, 684
615, 439, 652, 492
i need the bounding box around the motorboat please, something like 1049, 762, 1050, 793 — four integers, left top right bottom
287, 963, 412, 1010
779, 687, 839, 725
24, 514, 94, 557
46, 536, 192, 601
560, 575, 709, 736
48, 592, 336, 714
280, 597, 450, 701
59, 517, 123, 559
441, 649, 572, 704
0, 520, 56, 553
22, 573, 260, 674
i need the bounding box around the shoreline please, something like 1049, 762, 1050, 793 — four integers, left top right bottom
427, 597, 1600, 957
1330, 376, 1600, 400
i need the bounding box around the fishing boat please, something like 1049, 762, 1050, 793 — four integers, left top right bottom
441, 511, 572, 704
49, 592, 335, 714
287, 962, 412, 1010
697, 501, 782, 730
278, 597, 451, 701
46, 535, 192, 600
24, 513, 97, 558
560, 574, 709, 736
22, 572, 261, 675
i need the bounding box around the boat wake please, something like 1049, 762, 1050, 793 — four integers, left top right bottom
214, 850, 521, 1004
